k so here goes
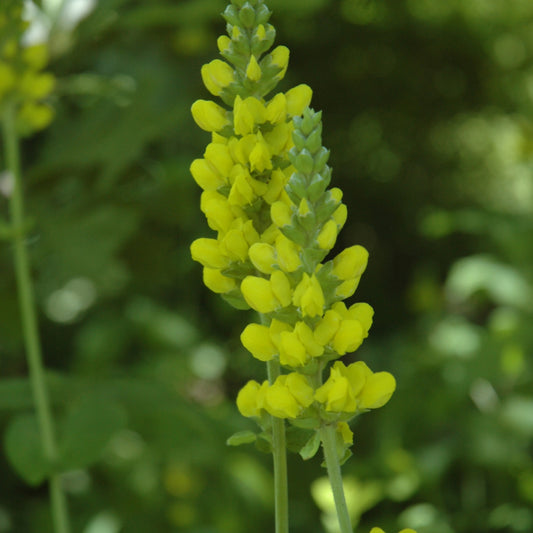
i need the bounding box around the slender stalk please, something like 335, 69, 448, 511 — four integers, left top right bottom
320, 424, 352, 533
2, 106, 71, 533
267, 358, 289, 533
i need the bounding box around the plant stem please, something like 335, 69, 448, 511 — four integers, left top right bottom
320, 424, 352, 533
2, 106, 71, 533
267, 358, 289, 533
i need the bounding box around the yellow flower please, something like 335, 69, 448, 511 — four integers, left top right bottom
237, 380, 267, 417
358, 372, 396, 410
203, 268, 236, 294
241, 276, 280, 314
241, 323, 277, 361
191, 99, 229, 132
201, 59, 235, 96
292, 273, 325, 318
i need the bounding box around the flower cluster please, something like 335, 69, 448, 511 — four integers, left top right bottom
0, 1, 55, 134
190, 0, 395, 453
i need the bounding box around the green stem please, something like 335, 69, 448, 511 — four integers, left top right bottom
2, 106, 71, 533
267, 358, 289, 533
320, 424, 352, 533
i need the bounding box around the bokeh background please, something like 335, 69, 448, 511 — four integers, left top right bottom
1, 0, 533, 532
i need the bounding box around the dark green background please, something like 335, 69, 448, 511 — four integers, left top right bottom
1, 0, 532, 532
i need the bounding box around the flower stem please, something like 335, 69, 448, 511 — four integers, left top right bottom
267, 358, 289, 533
2, 106, 71, 533
320, 424, 353, 533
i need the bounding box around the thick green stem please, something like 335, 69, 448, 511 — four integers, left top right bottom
320, 424, 353, 533
267, 358, 289, 533
3, 106, 71, 533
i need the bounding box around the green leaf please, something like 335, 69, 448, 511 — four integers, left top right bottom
4, 414, 50, 486
299, 431, 321, 460
226, 430, 257, 446
59, 395, 127, 470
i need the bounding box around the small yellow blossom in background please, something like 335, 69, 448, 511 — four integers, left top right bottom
0, 1, 55, 135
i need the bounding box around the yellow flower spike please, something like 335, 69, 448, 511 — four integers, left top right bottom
190, 159, 225, 191
237, 380, 265, 417
285, 84, 313, 116
201, 59, 235, 96
279, 330, 308, 367
231, 25, 241, 40
358, 372, 396, 410
314, 309, 342, 346
264, 380, 301, 419
293, 273, 325, 318
249, 132, 272, 172
191, 99, 229, 132
190, 238, 230, 269
241, 276, 280, 314
332, 245, 369, 280
271, 200, 293, 227
241, 323, 277, 361
399, 530, 418, 533
332, 319, 364, 355
217, 35, 231, 53
274, 233, 301, 272
284, 373, 314, 408
315, 369, 357, 413
204, 143, 234, 177
203, 267, 236, 294
249, 242, 277, 274
246, 55, 262, 81
370, 529, 385, 533
347, 303, 374, 335
270, 270, 292, 307
266, 93, 287, 123
294, 321, 324, 357
270, 45, 290, 78
200, 191, 234, 233
317, 219, 339, 250
337, 421, 353, 445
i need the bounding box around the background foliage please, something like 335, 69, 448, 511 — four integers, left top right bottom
1, 0, 533, 532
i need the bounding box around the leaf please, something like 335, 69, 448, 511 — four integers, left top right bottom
226, 430, 257, 446
299, 431, 321, 461
4, 414, 50, 486
59, 395, 127, 471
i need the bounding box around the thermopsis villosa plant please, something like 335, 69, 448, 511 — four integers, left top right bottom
1, 3, 70, 533
190, 1, 416, 532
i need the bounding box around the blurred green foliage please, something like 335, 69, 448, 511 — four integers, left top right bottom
1, 0, 533, 532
